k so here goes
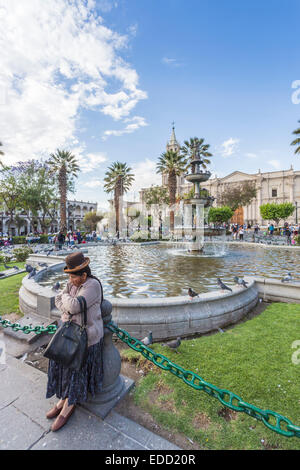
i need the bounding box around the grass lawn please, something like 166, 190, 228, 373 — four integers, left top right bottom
121, 303, 300, 450
0, 262, 26, 316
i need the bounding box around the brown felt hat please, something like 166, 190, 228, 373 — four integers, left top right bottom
63, 251, 90, 273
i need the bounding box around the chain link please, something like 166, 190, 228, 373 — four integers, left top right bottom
0, 316, 57, 335
1, 315, 299, 438
107, 321, 300, 439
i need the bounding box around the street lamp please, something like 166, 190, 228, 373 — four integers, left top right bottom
295, 201, 298, 225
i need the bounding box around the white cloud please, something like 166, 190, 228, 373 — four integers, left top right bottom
161, 57, 183, 67
77, 152, 107, 173
245, 152, 257, 159
102, 116, 147, 140
83, 180, 103, 188
124, 158, 159, 201
0, 0, 147, 163
97, 0, 118, 12
220, 138, 240, 157
128, 24, 138, 37
268, 159, 281, 170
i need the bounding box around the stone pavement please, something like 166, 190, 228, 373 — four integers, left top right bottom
0, 352, 180, 451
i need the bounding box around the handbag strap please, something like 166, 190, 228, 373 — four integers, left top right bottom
99, 280, 104, 305
77, 296, 87, 328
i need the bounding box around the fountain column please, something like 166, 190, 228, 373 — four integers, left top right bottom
184, 143, 212, 252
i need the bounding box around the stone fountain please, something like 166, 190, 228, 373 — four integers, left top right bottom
183, 143, 215, 252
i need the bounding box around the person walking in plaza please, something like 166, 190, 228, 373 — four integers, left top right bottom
46, 251, 104, 432
239, 226, 244, 241
57, 231, 65, 250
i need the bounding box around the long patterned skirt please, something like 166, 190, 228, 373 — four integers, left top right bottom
46, 338, 104, 406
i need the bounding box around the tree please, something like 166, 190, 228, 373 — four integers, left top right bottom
17, 161, 61, 233
83, 211, 104, 232
218, 181, 257, 211
143, 185, 170, 240
0, 162, 22, 234
156, 150, 187, 234
48, 150, 80, 232
103, 162, 135, 238
208, 206, 234, 225
291, 120, 300, 155
0, 142, 4, 156
181, 137, 212, 172
260, 202, 295, 226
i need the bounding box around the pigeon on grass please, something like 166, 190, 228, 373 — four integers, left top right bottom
162, 337, 181, 353
141, 331, 153, 346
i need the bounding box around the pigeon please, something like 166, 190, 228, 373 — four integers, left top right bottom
233, 276, 248, 288
188, 288, 199, 300
25, 264, 34, 273
28, 267, 37, 279
217, 278, 232, 292
0, 273, 5, 277
13, 265, 19, 270
38, 262, 48, 268
51, 282, 60, 291
141, 331, 153, 346
218, 327, 224, 334
4, 263, 13, 269
281, 272, 293, 283
163, 337, 181, 353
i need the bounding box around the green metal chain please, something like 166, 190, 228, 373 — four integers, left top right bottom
1, 315, 299, 438
0, 316, 57, 335
107, 321, 300, 439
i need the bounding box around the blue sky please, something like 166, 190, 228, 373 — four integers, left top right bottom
1, 0, 300, 209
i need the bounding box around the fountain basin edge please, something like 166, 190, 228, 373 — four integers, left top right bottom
18, 254, 263, 341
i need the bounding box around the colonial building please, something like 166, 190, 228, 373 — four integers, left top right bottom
140, 126, 300, 226
0, 199, 97, 235
204, 168, 300, 226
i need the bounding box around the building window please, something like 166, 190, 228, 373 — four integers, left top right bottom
272, 189, 277, 197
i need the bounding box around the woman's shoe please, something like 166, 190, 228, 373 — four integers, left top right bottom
51, 405, 76, 432
46, 402, 65, 419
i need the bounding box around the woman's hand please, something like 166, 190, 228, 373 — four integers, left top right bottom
61, 312, 71, 322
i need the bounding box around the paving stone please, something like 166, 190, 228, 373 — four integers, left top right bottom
105, 410, 161, 448
0, 366, 37, 411
145, 433, 181, 450
12, 378, 56, 431
0, 406, 46, 450
32, 409, 145, 450
1, 346, 181, 450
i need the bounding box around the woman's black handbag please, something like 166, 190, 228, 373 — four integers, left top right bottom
43, 296, 88, 372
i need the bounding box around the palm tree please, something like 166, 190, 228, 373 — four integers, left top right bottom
48, 149, 80, 232
181, 137, 212, 173
103, 162, 135, 238
291, 121, 300, 155
156, 150, 187, 234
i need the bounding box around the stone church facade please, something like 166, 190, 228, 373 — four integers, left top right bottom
141, 127, 300, 226
204, 168, 300, 226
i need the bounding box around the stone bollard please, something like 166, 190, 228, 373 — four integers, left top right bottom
84, 299, 134, 419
